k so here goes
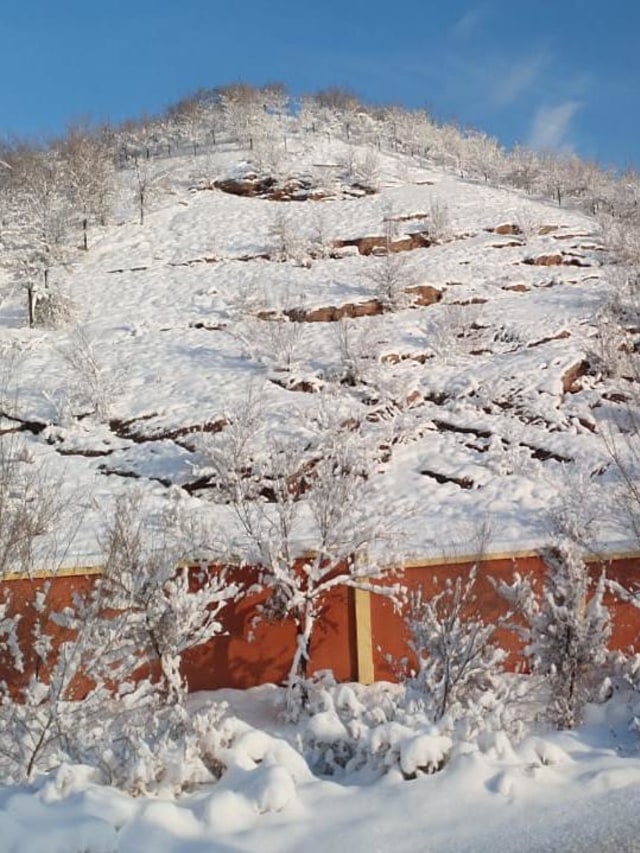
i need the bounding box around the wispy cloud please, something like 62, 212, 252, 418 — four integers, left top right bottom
488, 52, 548, 108
450, 7, 485, 39
528, 101, 582, 150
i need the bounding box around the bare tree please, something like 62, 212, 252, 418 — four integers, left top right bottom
131, 156, 167, 225
57, 123, 113, 249
1, 143, 72, 325
204, 395, 402, 713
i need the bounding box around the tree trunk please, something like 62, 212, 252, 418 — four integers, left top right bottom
27, 286, 35, 328
285, 608, 315, 717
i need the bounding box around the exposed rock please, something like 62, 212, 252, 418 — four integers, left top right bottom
384, 212, 429, 223
269, 376, 323, 393
332, 232, 431, 256
523, 254, 564, 266
109, 415, 227, 444
562, 360, 590, 394
552, 232, 592, 240
191, 321, 227, 331
449, 297, 488, 306
432, 420, 492, 439
0, 411, 47, 437
526, 330, 571, 348
538, 224, 559, 235
523, 443, 572, 463
524, 253, 592, 268
494, 223, 522, 235
284, 299, 384, 323
603, 391, 630, 404
328, 245, 360, 259
562, 256, 591, 268
57, 446, 114, 458
502, 283, 529, 293
404, 284, 443, 306
214, 175, 277, 197
421, 469, 474, 489
381, 352, 431, 365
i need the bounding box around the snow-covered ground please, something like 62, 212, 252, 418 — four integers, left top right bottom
2, 684, 640, 853
0, 135, 630, 565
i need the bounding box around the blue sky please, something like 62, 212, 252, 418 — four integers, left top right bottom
1, 0, 638, 168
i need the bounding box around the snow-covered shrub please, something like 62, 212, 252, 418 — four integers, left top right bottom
499, 541, 612, 729
97, 701, 233, 795
236, 314, 305, 374
402, 564, 507, 726
60, 327, 121, 421
269, 208, 308, 263
368, 251, 410, 311
427, 199, 451, 241
31, 284, 76, 328
292, 672, 452, 780
0, 651, 233, 794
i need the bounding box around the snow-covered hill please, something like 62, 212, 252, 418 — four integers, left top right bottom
0, 132, 632, 564
2, 112, 640, 853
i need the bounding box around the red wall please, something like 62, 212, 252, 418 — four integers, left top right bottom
182, 568, 358, 690
1, 553, 638, 695
369, 555, 640, 682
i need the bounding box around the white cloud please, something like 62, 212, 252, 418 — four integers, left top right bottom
528, 101, 582, 150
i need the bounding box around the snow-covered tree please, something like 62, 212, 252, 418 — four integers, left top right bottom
97, 492, 239, 704
500, 542, 611, 728
403, 563, 506, 724
57, 124, 113, 249
1, 144, 73, 326
204, 394, 401, 713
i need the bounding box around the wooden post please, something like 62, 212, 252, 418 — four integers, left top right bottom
354, 587, 374, 684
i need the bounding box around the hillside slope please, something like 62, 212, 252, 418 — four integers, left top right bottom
0, 136, 629, 565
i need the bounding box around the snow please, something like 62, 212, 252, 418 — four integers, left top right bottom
2, 685, 640, 852
0, 133, 630, 565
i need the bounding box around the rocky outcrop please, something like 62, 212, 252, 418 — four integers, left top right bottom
494, 223, 522, 235
284, 299, 385, 323
332, 232, 431, 256
404, 284, 443, 306
523, 254, 592, 267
